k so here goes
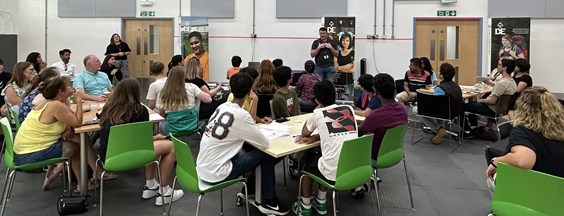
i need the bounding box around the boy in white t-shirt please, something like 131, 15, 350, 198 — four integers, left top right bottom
146, 61, 167, 112
293, 80, 358, 216
196, 73, 289, 215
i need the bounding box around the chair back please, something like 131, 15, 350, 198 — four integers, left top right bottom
494, 94, 513, 116
492, 162, 564, 216
5, 107, 20, 131
166, 108, 199, 136
171, 135, 201, 193
269, 99, 277, 120
334, 134, 374, 190
395, 79, 405, 94
497, 121, 513, 140
375, 124, 408, 168
104, 121, 156, 172
417, 92, 453, 120
0, 118, 15, 169
256, 94, 274, 118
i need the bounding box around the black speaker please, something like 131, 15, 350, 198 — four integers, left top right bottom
360, 58, 367, 75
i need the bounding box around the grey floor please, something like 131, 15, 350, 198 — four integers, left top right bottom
0, 78, 497, 216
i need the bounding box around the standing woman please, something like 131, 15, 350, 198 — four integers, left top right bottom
26, 52, 46, 73
334, 32, 355, 97
420, 57, 439, 86
100, 55, 122, 85
1, 62, 35, 116
104, 33, 131, 79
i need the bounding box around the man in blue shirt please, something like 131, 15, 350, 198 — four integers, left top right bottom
73, 55, 113, 102
353, 74, 382, 117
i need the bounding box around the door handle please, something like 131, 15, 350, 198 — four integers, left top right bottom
430, 40, 436, 61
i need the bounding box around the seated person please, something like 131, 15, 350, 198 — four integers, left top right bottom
98, 78, 184, 206
158, 67, 212, 117
272, 66, 301, 118
395, 58, 432, 103
146, 62, 167, 112
13, 76, 107, 192
483, 57, 512, 87
354, 73, 408, 196
196, 73, 289, 215
295, 60, 320, 113
19, 67, 61, 123
227, 67, 272, 124
353, 74, 382, 117
486, 86, 564, 193
273, 58, 283, 68
73, 55, 113, 102
252, 60, 278, 95
293, 80, 358, 215
167, 55, 183, 73
510, 58, 533, 109
185, 57, 222, 98
226, 55, 242, 79
2, 62, 34, 117
414, 63, 463, 145
463, 59, 516, 134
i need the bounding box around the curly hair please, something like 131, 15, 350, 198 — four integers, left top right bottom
252, 59, 277, 94
513, 86, 564, 141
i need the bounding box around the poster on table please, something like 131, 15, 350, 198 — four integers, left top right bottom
323, 17, 356, 100
490, 18, 530, 72
180, 16, 210, 81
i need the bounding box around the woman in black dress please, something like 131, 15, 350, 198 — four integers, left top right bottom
100, 55, 122, 85
104, 33, 131, 79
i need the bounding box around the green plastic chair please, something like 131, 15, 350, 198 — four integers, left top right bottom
6, 107, 20, 132
296, 134, 374, 216
167, 135, 249, 216
492, 162, 564, 216
372, 124, 413, 214
95, 121, 164, 216
0, 117, 71, 216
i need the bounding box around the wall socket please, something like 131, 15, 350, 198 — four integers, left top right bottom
250, 33, 257, 38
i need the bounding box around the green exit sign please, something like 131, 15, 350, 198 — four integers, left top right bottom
140, 11, 155, 17
437, 10, 457, 16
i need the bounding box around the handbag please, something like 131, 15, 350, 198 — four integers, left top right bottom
57, 195, 89, 215
166, 108, 199, 134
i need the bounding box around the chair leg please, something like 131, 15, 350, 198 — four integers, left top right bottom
0, 169, 10, 206
167, 176, 178, 215
296, 175, 305, 214
332, 191, 337, 216
94, 158, 100, 201
220, 189, 224, 215
371, 169, 381, 215
402, 158, 414, 210
6, 172, 16, 200
0, 170, 15, 216
282, 157, 287, 187
195, 194, 203, 216
153, 161, 166, 214
99, 171, 106, 216
241, 182, 250, 216
64, 161, 72, 196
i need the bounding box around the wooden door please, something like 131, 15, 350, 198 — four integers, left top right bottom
415, 18, 481, 86
124, 19, 173, 78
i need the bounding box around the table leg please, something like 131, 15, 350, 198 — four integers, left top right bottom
80, 133, 87, 196
254, 165, 262, 204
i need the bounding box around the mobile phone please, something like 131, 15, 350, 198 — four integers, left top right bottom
83, 119, 99, 125
275, 118, 289, 123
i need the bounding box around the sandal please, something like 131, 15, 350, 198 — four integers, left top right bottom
94, 172, 118, 181
73, 179, 99, 193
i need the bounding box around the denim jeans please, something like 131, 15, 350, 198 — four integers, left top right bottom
14, 139, 64, 166
315, 66, 335, 82
221, 149, 278, 200
462, 102, 496, 130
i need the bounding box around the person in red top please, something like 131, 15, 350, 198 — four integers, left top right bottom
226, 55, 241, 79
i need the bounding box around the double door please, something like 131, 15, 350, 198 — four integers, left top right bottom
124, 19, 173, 78
415, 18, 481, 85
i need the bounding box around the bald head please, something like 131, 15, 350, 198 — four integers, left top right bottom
83, 55, 101, 73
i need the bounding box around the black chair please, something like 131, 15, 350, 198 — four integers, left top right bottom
256, 94, 274, 118
415, 92, 463, 152
484, 121, 513, 165
463, 94, 513, 141
395, 79, 405, 95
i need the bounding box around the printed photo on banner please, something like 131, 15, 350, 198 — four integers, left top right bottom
181, 16, 210, 81
323, 17, 356, 100
490, 17, 530, 71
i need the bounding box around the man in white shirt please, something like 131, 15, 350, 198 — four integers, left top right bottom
196, 73, 289, 215
51, 49, 78, 77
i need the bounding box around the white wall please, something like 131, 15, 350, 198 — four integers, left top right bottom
8, 0, 564, 93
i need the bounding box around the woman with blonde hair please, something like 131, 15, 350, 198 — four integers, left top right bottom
486, 86, 564, 187
252, 59, 277, 95
184, 57, 222, 97
159, 66, 211, 114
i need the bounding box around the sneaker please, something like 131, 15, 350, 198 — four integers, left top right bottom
142, 185, 159, 199
235, 187, 255, 207
351, 183, 369, 198
155, 188, 184, 206
431, 127, 447, 145
292, 200, 312, 216
312, 197, 327, 215
258, 197, 289, 215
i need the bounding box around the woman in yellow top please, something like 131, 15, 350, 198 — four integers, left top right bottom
13, 76, 108, 192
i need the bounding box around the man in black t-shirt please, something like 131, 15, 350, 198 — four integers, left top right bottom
310, 27, 338, 82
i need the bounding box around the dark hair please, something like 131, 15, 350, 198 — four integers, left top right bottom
0, 57, 4, 66
109, 33, 122, 44
339, 32, 354, 49
99, 78, 143, 126
39, 76, 71, 100
231, 56, 242, 67
357, 74, 374, 92
168, 55, 183, 71
230, 73, 254, 99
273, 66, 292, 87
188, 31, 203, 41
373, 73, 396, 100
150, 61, 165, 76
10, 62, 33, 88
515, 58, 530, 73
239, 67, 259, 81
26, 52, 41, 72
501, 58, 516, 74
272, 59, 283, 68
319, 27, 327, 32
304, 60, 315, 73
420, 57, 434, 75
409, 58, 423, 70
59, 49, 71, 56
25, 66, 60, 97
100, 55, 115, 73
439, 63, 456, 81
314, 80, 335, 106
